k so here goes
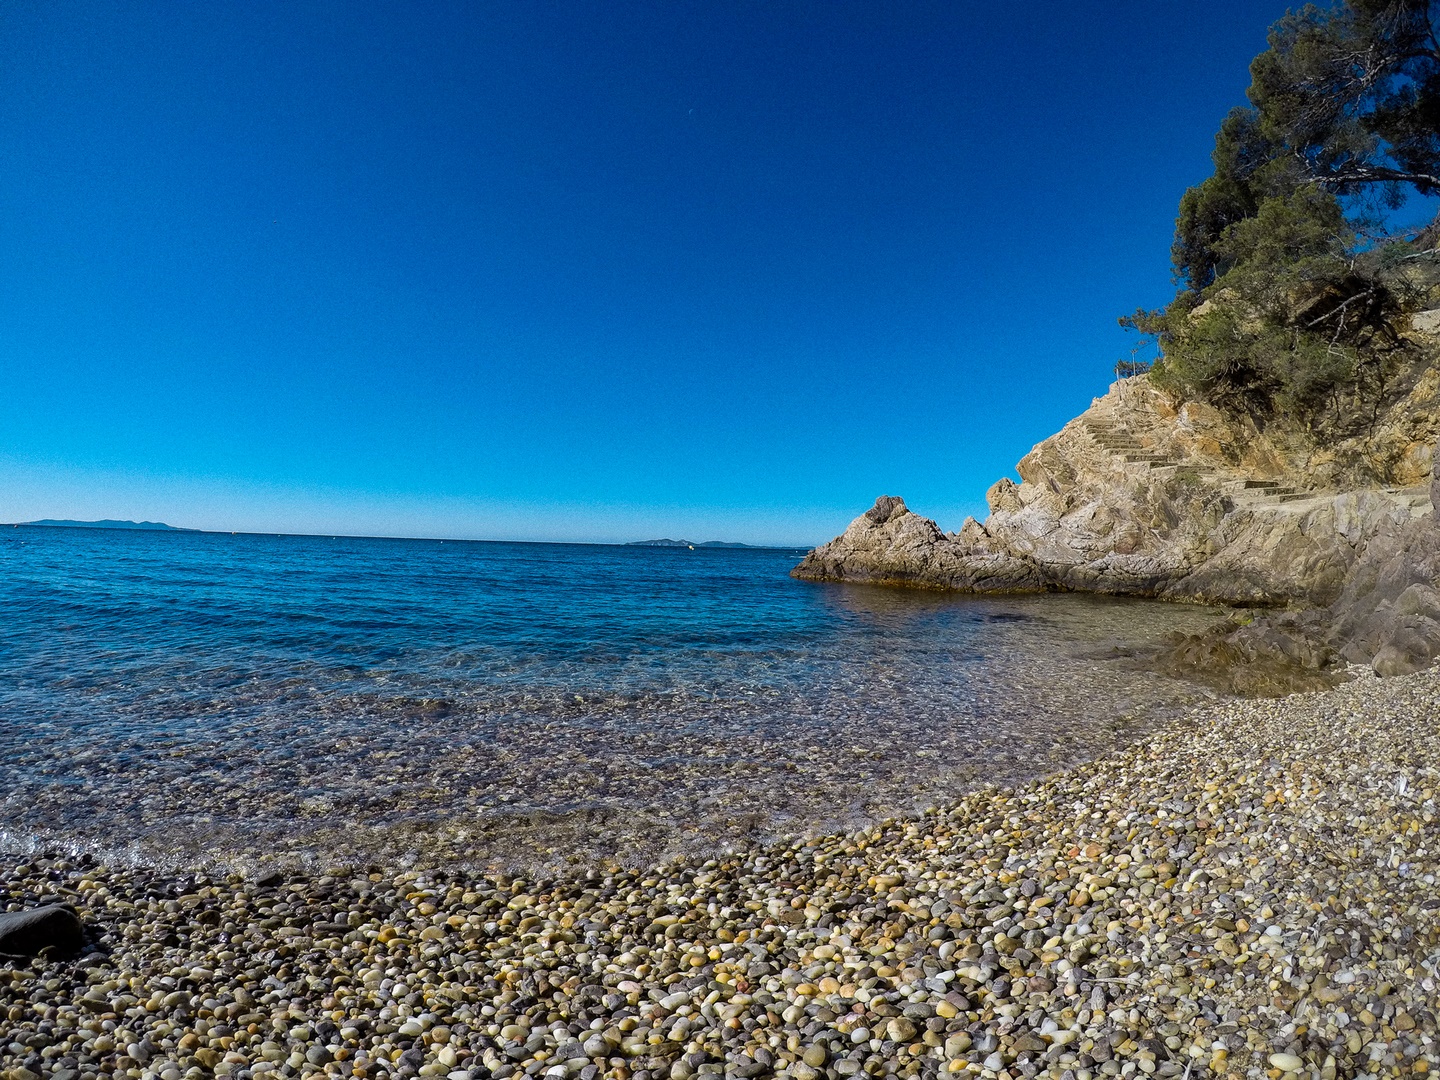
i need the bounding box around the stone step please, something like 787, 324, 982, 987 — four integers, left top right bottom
1083, 422, 1193, 470
1234, 486, 1428, 511
1230, 488, 1311, 506
1134, 462, 1218, 474
1222, 479, 1288, 491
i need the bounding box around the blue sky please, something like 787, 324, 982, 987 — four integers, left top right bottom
1, 1, 1287, 544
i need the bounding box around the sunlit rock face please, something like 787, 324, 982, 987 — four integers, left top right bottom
794, 369, 1440, 608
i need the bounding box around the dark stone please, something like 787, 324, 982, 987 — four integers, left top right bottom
0, 905, 84, 957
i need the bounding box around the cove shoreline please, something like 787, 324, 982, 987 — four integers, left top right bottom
2, 669, 1438, 1080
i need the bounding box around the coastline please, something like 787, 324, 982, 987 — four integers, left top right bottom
4, 672, 1439, 1080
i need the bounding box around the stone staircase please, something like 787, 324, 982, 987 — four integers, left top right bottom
1079, 417, 1182, 470
1078, 415, 1316, 510
1220, 478, 1311, 504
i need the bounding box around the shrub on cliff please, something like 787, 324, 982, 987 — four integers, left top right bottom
1125, 0, 1440, 423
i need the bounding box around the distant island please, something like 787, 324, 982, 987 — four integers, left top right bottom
627, 539, 756, 548
21, 519, 191, 532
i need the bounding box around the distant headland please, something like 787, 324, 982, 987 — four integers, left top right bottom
19, 519, 191, 532
627, 539, 756, 549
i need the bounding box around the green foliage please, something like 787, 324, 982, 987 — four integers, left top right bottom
1211, 186, 1351, 283
1124, 1, 1439, 423
1171, 108, 1288, 290
1127, 186, 1375, 416
1145, 305, 1359, 418
1248, 0, 1440, 198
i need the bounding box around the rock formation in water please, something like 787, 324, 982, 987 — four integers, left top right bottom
796, 338, 1440, 607
794, 315, 1440, 681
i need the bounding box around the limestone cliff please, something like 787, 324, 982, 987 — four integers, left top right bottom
1149, 467, 1440, 690
795, 339, 1440, 608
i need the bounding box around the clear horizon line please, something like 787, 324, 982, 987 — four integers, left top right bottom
6, 520, 819, 550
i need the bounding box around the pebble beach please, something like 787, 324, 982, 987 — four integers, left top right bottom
4, 668, 1439, 1080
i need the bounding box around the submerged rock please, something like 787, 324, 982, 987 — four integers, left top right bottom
1146, 612, 1343, 697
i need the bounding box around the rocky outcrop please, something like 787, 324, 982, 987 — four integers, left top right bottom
1326, 464, 1440, 675
1151, 481, 1440, 689
795, 369, 1440, 607
794, 494, 1045, 593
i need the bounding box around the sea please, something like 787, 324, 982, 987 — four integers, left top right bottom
0, 524, 1226, 873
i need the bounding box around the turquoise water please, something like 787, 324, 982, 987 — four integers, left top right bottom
0, 524, 1223, 871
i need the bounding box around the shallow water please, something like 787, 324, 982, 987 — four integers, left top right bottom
0, 525, 1225, 872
